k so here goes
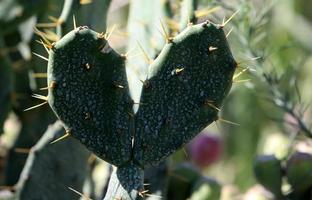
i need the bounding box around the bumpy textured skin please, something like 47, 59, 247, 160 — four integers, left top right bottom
144, 161, 169, 199
47, 27, 133, 166
254, 155, 283, 198
48, 22, 236, 200
14, 121, 90, 200
133, 22, 236, 166
104, 162, 144, 200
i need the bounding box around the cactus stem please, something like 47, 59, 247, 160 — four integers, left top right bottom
32, 52, 49, 62
50, 131, 71, 144
23, 101, 48, 112
68, 186, 92, 200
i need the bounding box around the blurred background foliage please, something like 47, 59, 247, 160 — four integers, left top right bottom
0, 0, 312, 199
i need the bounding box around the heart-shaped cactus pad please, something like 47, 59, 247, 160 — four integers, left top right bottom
47, 22, 236, 168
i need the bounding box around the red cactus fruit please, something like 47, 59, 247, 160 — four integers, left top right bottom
188, 133, 222, 168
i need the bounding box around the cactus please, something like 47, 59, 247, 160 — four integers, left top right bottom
2, 27, 56, 185
0, 36, 13, 134
167, 162, 201, 200
47, 18, 236, 198
143, 161, 169, 199
188, 132, 222, 168
55, 0, 112, 36
253, 155, 283, 198
286, 151, 312, 194
13, 121, 90, 200
180, 0, 198, 30
0, 0, 47, 34
133, 21, 235, 166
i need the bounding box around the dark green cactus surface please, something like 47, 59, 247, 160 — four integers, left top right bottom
47, 21, 236, 199
14, 121, 90, 200
47, 27, 133, 167
286, 151, 312, 194
0, 37, 13, 134
254, 155, 283, 198
134, 22, 236, 166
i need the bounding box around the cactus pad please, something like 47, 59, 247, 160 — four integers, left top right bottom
133, 22, 236, 166
47, 27, 133, 166
47, 22, 236, 199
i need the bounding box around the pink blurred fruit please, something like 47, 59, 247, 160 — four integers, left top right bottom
188, 133, 222, 168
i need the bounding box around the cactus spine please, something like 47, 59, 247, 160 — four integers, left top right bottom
47, 18, 236, 199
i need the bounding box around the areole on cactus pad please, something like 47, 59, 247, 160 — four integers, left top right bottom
47, 21, 236, 199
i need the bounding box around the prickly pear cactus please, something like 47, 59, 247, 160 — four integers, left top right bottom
14, 121, 90, 200
0, 37, 13, 134
47, 27, 133, 166
0, 0, 47, 34
47, 20, 236, 199
133, 21, 236, 166
254, 155, 283, 198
